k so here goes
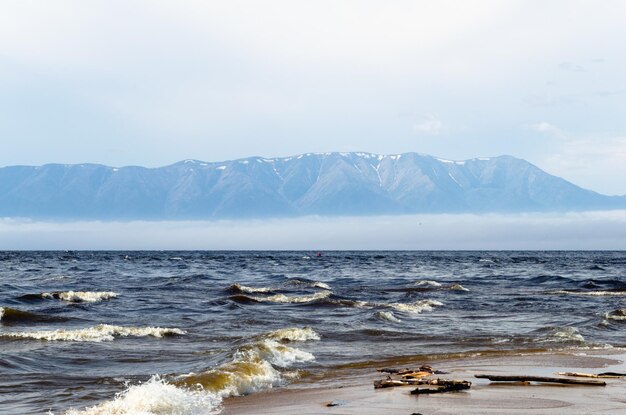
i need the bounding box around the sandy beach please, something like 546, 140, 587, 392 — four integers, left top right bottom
222, 350, 626, 414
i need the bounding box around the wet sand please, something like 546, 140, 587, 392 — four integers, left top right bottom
222, 350, 626, 414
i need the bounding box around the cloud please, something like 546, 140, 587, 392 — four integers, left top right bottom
558, 62, 586, 72
413, 115, 444, 135
2, 212, 626, 250
529, 121, 566, 138
539, 135, 626, 195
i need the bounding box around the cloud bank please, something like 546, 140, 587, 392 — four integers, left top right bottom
2, 211, 625, 250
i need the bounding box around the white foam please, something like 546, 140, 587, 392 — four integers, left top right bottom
542, 327, 585, 343
64, 376, 219, 415
3, 324, 185, 342
552, 290, 626, 297
311, 282, 331, 290
374, 311, 401, 323
448, 283, 469, 292
231, 283, 273, 293
42, 291, 119, 303
252, 291, 331, 304
265, 327, 320, 342
414, 280, 442, 287
388, 299, 443, 314
0, 307, 4, 321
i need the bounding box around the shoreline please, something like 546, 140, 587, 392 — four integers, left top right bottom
222, 349, 626, 414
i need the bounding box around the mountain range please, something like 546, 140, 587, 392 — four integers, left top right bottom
1, 152, 624, 220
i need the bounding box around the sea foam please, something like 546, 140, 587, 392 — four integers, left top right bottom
65, 376, 219, 415
42, 291, 119, 303
552, 290, 626, 297
2, 324, 185, 342
388, 299, 443, 314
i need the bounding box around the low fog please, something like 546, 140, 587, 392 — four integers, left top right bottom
1, 211, 625, 250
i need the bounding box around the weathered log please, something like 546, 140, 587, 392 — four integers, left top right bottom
475, 374, 606, 386
558, 372, 624, 379
374, 379, 408, 389
411, 380, 471, 395
598, 372, 626, 377
401, 371, 432, 379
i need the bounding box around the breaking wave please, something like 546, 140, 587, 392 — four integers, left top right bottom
264, 327, 320, 342
228, 284, 273, 294
415, 280, 442, 287
42, 291, 119, 303
231, 290, 331, 304
374, 311, 401, 323
286, 279, 332, 290
64, 376, 218, 415
1, 324, 185, 342
536, 327, 586, 343
65, 327, 319, 414
387, 299, 443, 314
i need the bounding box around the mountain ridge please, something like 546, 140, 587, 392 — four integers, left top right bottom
1, 152, 624, 220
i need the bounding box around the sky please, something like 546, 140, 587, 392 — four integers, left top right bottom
1, 1, 626, 195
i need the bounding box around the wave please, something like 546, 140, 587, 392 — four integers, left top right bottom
1, 324, 185, 342
551, 290, 626, 297
41, 291, 119, 303
264, 327, 320, 342
535, 327, 585, 343
230, 290, 331, 304
414, 280, 442, 287
228, 284, 274, 294
387, 299, 443, 314
65, 327, 319, 414
0, 306, 67, 324
604, 309, 626, 321
65, 376, 218, 415
374, 311, 401, 323
286, 279, 332, 290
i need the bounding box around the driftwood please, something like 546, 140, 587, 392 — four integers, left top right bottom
374, 379, 409, 389
411, 380, 471, 395
475, 374, 606, 386
558, 371, 626, 379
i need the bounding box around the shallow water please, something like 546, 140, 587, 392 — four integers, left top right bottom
0, 251, 624, 413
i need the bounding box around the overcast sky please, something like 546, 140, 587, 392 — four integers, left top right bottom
1, 1, 625, 195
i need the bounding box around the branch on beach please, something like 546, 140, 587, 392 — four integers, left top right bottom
475, 374, 606, 386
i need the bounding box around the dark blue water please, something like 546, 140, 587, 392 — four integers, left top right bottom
0, 251, 624, 414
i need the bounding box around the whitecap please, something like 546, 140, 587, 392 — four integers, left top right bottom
42, 291, 119, 303
250, 291, 331, 304
230, 283, 273, 294
387, 299, 443, 314
552, 290, 626, 297
264, 327, 320, 342
64, 376, 219, 415
541, 327, 585, 343
448, 283, 469, 291
2, 324, 185, 342
374, 311, 401, 323
414, 280, 442, 287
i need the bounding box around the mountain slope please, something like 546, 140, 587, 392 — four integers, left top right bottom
0, 153, 624, 219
